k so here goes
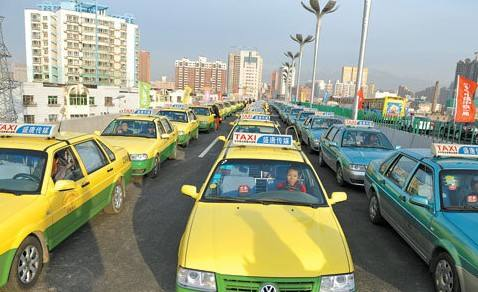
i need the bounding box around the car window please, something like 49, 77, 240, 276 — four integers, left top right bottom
52, 147, 84, 182
188, 111, 196, 121
102, 119, 157, 138
97, 140, 116, 162
407, 164, 434, 202
74, 140, 109, 174
160, 118, 173, 133
333, 129, 343, 144
440, 170, 478, 211
325, 127, 338, 140
386, 155, 417, 188
158, 110, 188, 123
156, 121, 166, 135
380, 153, 398, 174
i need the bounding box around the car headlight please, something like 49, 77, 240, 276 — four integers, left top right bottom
320, 273, 355, 292
129, 153, 148, 161
177, 267, 216, 291
349, 164, 366, 171
313, 139, 320, 144
179, 130, 185, 135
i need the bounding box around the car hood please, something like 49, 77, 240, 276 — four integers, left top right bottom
443, 212, 478, 246
0, 194, 40, 224
100, 136, 156, 154
183, 202, 352, 277
341, 147, 392, 165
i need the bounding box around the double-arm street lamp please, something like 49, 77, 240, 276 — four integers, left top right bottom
290, 34, 314, 103
301, 0, 338, 107
284, 51, 300, 101
282, 62, 293, 102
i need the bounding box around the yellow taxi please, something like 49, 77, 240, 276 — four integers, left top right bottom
177, 132, 354, 292
190, 105, 215, 133
99, 111, 178, 178
0, 123, 131, 290
222, 114, 281, 142
214, 102, 227, 120
157, 107, 199, 147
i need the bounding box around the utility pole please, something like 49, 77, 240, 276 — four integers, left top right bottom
0, 16, 18, 122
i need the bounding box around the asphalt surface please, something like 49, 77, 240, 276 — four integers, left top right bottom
26, 114, 434, 292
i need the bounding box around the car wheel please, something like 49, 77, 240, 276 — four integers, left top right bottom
336, 165, 346, 186
105, 180, 125, 214
6, 236, 43, 290
368, 193, 384, 224
169, 143, 177, 160
149, 155, 160, 178
318, 150, 325, 167
432, 252, 461, 292
193, 129, 199, 140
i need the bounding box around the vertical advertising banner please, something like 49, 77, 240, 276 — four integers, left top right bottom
139, 81, 151, 108
357, 87, 364, 110
454, 76, 477, 123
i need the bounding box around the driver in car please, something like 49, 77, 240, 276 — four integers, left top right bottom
277, 167, 307, 192
52, 151, 74, 182
366, 133, 380, 147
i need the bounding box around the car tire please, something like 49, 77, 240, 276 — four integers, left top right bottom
432, 252, 461, 292
318, 150, 325, 167
169, 143, 177, 160
149, 155, 160, 178
193, 129, 199, 140
105, 179, 125, 214
6, 236, 43, 290
368, 193, 384, 225
336, 164, 346, 186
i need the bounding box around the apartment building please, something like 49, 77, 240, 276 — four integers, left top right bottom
227, 50, 263, 98
174, 57, 227, 94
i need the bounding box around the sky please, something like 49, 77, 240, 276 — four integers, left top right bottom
1, 0, 478, 91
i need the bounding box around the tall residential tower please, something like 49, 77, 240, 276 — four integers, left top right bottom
227, 50, 263, 98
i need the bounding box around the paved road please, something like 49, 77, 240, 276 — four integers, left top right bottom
28, 115, 434, 292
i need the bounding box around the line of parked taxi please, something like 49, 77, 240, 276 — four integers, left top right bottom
271, 100, 478, 292
0, 101, 244, 290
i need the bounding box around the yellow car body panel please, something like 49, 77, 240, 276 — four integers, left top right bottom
190, 106, 215, 131
158, 109, 199, 145
0, 133, 131, 287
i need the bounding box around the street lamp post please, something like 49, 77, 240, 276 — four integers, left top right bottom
282, 62, 293, 102
352, 0, 372, 120
290, 34, 314, 103
302, 0, 338, 107
284, 52, 300, 102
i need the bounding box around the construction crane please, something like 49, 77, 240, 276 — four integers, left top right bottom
0, 16, 18, 122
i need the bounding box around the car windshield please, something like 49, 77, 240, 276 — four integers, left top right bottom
203, 159, 326, 207
440, 170, 478, 211
230, 125, 280, 137
290, 109, 302, 117
298, 112, 314, 121
311, 118, 343, 129
192, 107, 210, 116
158, 110, 188, 123
0, 149, 47, 194
341, 130, 393, 149
102, 119, 157, 138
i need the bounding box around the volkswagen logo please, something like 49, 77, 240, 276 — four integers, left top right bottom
259, 283, 278, 292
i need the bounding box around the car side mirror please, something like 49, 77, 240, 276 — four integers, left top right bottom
409, 195, 429, 208
94, 130, 101, 136
161, 133, 170, 139
330, 191, 347, 205
54, 180, 77, 192
217, 135, 227, 142
181, 185, 199, 200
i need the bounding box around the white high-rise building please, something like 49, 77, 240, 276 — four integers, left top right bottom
227, 50, 263, 98
24, 1, 139, 87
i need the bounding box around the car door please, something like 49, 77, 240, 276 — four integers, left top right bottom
47, 146, 87, 247
188, 110, 199, 132
329, 129, 345, 171
73, 139, 113, 219
155, 119, 169, 161
321, 127, 339, 167
403, 164, 436, 260
380, 155, 418, 236
302, 117, 312, 143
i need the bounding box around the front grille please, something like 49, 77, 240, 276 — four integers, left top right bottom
217, 274, 319, 292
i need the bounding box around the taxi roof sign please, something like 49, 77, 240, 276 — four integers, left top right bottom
0, 123, 56, 138
315, 111, 334, 117
232, 132, 294, 148
134, 109, 153, 115
432, 143, 478, 158
344, 119, 374, 128
240, 114, 271, 121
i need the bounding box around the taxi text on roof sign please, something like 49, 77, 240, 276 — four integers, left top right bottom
232, 132, 293, 148
316, 111, 334, 117
240, 114, 271, 121
432, 143, 478, 158
0, 123, 56, 138
134, 109, 153, 115
344, 119, 374, 128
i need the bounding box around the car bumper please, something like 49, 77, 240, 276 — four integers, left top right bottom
199, 122, 213, 130
343, 168, 366, 186
131, 157, 155, 176
178, 134, 190, 145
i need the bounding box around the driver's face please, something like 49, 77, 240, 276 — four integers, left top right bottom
121, 123, 128, 131
370, 135, 378, 142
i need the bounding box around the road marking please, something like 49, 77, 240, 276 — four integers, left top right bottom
198, 137, 219, 158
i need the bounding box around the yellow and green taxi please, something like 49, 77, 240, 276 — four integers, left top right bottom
190, 105, 215, 133
223, 114, 281, 143
214, 102, 227, 119
157, 107, 199, 147
177, 133, 354, 292
0, 123, 131, 290
100, 112, 178, 178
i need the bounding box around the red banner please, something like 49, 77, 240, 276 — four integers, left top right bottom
455, 76, 477, 123
357, 87, 364, 110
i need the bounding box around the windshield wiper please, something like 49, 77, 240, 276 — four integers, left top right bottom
208, 197, 320, 208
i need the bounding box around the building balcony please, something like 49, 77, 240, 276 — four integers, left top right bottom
47, 104, 61, 107
23, 103, 37, 107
